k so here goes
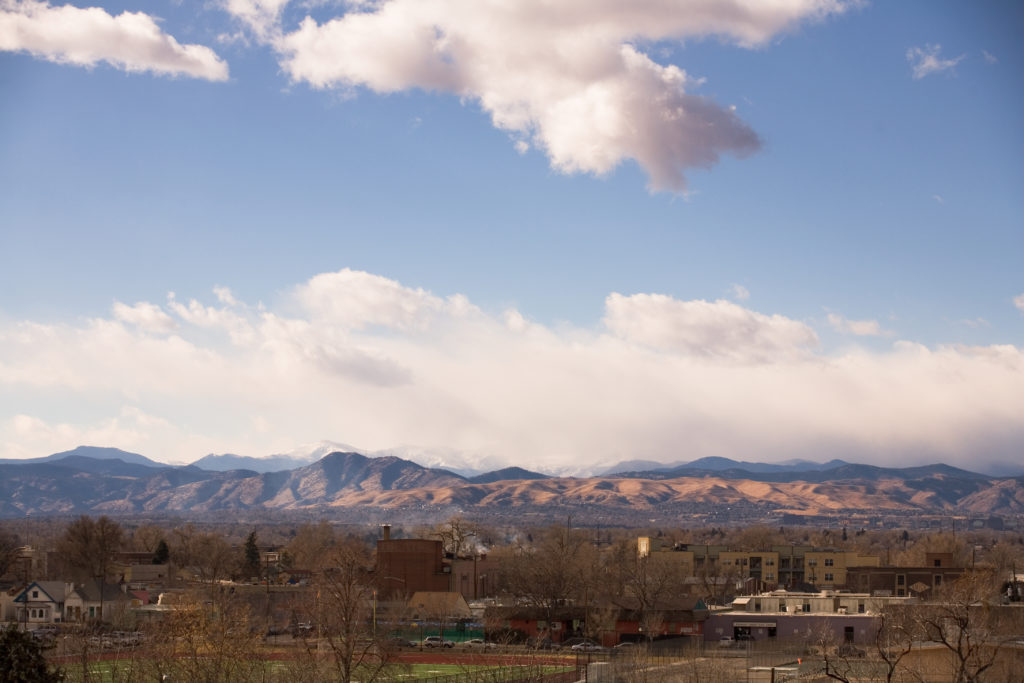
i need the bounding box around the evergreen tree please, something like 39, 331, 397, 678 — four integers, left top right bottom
0, 627, 64, 682
243, 532, 261, 580
153, 538, 170, 565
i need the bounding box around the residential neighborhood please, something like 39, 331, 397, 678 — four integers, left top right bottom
2, 515, 1023, 681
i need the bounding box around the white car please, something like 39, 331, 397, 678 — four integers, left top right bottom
463, 638, 495, 649
423, 636, 455, 648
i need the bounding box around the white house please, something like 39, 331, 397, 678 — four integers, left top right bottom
12, 581, 71, 625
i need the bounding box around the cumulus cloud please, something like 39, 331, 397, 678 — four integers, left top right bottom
827, 313, 892, 337
730, 284, 750, 301
294, 268, 479, 332
0, 0, 229, 80
2, 269, 1022, 473
223, 0, 850, 192
906, 44, 964, 79
604, 293, 818, 362
113, 301, 177, 333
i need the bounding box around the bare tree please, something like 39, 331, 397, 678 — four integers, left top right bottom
145, 590, 266, 683
285, 520, 336, 571
582, 605, 618, 643
500, 526, 596, 635
913, 570, 1018, 683
56, 515, 124, 583
0, 528, 20, 578
129, 523, 165, 554
870, 604, 920, 683
432, 516, 480, 557
695, 558, 742, 606
302, 537, 396, 683
170, 523, 237, 584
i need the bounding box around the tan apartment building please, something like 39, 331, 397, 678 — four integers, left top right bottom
638, 538, 881, 592
804, 550, 880, 588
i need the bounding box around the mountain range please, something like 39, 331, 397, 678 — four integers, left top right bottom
0, 446, 1022, 520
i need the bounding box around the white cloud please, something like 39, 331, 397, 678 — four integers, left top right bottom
225, 0, 851, 192
982, 50, 997, 64
827, 313, 892, 337
222, 0, 289, 41
1014, 293, 1024, 313
603, 293, 818, 362
293, 268, 480, 332
2, 269, 1022, 473
0, 0, 228, 80
113, 301, 177, 333
2, 407, 171, 460
906, 44, 965, 80
730, 284, 750, 301
167, 292, 256, 345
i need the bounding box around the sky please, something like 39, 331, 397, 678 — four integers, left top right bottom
1, 0, 1022, 475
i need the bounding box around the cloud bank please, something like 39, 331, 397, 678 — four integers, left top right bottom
2, 269, 1022, 474
226, 0, 849, 191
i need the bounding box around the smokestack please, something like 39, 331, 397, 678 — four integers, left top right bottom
380, 524, 391, 541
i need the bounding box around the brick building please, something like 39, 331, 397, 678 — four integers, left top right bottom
375, 525, 450, 599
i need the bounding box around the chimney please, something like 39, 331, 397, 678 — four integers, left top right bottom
380, 524, 391, 541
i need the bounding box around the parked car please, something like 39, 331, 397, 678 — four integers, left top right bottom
289, 622, 314, 636
463, 638, 495, 649
111, 631, 143, 648
31, 626, 59, 645
718, 637, 735, 648
570, 640, 605, 652
423, 636, 455, 648
559, 637, 589, 649
527, 637, 559, 650
386, 636, 417, 648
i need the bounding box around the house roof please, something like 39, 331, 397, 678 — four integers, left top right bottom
71, 580, 131, 603
15, 581, 66, 604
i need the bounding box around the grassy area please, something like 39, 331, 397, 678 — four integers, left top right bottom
56, 658, 576, 683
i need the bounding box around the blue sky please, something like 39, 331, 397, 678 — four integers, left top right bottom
1, 0, 1021, 474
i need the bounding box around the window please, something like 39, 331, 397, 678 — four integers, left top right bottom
32, 590, 39, 598
825, 558, 834, 567
934, 575, 942, 587
766, 559, 775, 566
824, 573, 834, 582
808, 559, 817, 567
857, 602, 865, 614
934, 559, 941, 567
896, 575, 905, 586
